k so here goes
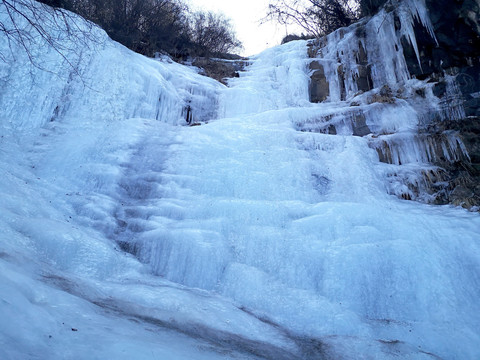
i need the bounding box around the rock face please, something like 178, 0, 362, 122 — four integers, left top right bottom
408, 0, 480, 77
399, 0, 480, 208
431, 118, 480, 207
306, 0, 480, 210
309, 61, 330, 102
192, 57, 247, 85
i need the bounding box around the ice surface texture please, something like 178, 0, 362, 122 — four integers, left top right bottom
1, 1, 480, 359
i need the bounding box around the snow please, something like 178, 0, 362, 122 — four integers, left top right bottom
1, 1, 480, 359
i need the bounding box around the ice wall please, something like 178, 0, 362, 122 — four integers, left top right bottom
1, 1, 480, 360
0, 3, 222, 134
309, 0, 437, 101
1, 3, 296, 359
117, 29, 480, 360
305, 0, 471, 204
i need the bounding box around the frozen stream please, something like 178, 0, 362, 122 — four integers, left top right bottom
1, 2, 480, 359
117, 41, 480, 359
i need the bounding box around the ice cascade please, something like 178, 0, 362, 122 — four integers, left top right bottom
0, 1, 479, 360
305, 0, 470, 203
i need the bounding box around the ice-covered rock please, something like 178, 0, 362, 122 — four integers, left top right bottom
1, 1, 480, 360
305, 0, 480, 208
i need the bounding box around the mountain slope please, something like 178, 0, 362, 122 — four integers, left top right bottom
1, 1, 480, 359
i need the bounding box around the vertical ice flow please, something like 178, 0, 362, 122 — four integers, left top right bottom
0, 1, 479, 359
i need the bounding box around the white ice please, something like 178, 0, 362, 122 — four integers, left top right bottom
1, 1, 480, 360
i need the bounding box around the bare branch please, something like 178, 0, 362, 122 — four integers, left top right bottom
262, 0, 359, 38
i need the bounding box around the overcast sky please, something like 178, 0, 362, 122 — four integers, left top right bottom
189, 0, 292, 56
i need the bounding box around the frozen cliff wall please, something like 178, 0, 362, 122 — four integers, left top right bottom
1, 2, 480, 360
0, 1, 223, 133
306, 0, 480, 209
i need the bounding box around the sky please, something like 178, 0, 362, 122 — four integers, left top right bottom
189, 0, 294, 57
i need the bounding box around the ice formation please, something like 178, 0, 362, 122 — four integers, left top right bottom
0, 1, 479, 359
306, 0, 470, 203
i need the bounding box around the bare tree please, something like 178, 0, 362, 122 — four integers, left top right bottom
65, 0, 195, 56
189, 10, 243, 56
264, 0, 359, 38
359, 0, 387, 16
0, 0, 101, 69
1, 0, 243, 62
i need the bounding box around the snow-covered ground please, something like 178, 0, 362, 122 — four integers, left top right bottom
1, 2, 480, 359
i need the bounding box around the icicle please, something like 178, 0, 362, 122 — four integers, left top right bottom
371, 130, 470, 167
444, 131, 471, 161
441, 75, 467, 120
396, 0, 438, 69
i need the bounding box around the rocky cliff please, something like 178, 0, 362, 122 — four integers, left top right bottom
307, 0, 480, 209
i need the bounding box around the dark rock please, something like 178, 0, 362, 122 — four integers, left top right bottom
432, 81, 447, 98
415, 88, 426, 98
309, 60, 324, 71
398, 0, 480, 83
428, 117, 480, 209
351, 112, 371, 136
338, 65, 347, 100
465, 98, 480, 117
356, 65, 372, 92
455, 64, 480, 116
368, 85, 395, 104
379, 84, 392, 97
192, 57, 247, 85
309, 61, 330, 103
328, 124, 337, 135
357, 41, 368, 65
424, 0, 480, 71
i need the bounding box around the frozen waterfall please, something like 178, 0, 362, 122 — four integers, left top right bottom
1, 1, 480, 359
